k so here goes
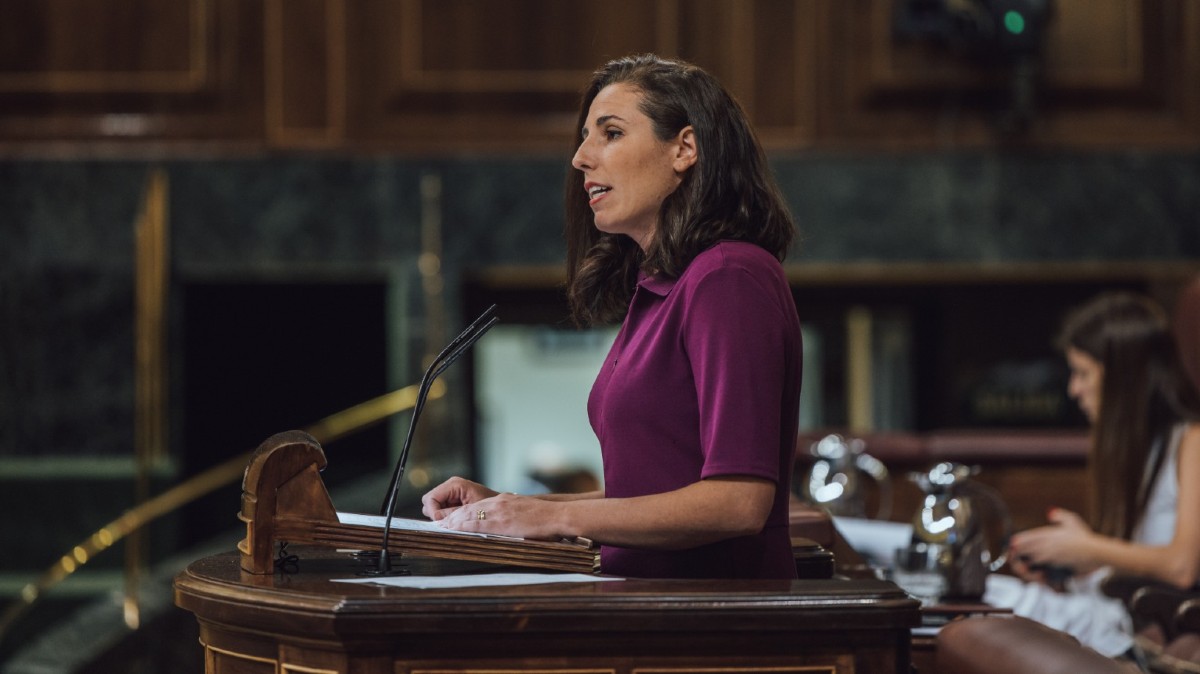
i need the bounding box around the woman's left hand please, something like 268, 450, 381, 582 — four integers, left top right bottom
437, 492, 566, 541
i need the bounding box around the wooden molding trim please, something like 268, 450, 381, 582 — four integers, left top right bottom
265, 0, 346, 147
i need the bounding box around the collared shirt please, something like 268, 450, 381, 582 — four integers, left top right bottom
588, 241, 803, 578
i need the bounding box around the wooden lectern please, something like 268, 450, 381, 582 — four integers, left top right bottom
175, 548, 920, 674
238, 430, 599, 575
237, 430, 838, 578
175, 430, 920, 673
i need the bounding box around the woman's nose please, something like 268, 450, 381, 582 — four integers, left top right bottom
572, 138, 592, 171
1066, 376, 1081, 399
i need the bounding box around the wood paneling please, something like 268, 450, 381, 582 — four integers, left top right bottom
265, 0, 345, 148
343, 0, 667, 152
336, 0, 818, 152
0, 0, 1195, 152
0, 0, 264, 148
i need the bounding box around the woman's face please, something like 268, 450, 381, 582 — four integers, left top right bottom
571, 83, 696, 252
1065, 346, 1104, 423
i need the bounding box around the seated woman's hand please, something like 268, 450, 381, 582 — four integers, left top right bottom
1010, 508, 1103, 579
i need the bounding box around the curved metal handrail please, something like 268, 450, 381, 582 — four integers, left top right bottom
0, 378, 445, 640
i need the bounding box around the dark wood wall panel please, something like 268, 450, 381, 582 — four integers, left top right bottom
0, 1, 196, 78
0, 0, 1196, 153
266, 0, 345, 148
342, 0, 683, 153
338, 0, 819, 153
0, 0, 265, 147
674, 1, 818, 148
748, 0, 818, 146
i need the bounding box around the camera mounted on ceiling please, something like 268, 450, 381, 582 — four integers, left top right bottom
894, 0, 1055, 133
894, 0, 1053, 65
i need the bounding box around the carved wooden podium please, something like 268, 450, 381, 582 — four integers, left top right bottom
238, 430, 840, 578
175, 548, 920, 674
174, 430, 920, 674
238, 430, 599, 575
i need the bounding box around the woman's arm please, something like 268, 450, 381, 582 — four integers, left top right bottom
1011, 424, 1200, 588
439, 474, 775, 550
421, 477, 603, 519
533, 490, 605, 502
1089, 423, 1200, 587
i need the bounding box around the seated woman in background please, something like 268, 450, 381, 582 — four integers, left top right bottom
984, 291, 1200, 658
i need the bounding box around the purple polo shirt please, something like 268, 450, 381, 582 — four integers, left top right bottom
588, 241, 803, 579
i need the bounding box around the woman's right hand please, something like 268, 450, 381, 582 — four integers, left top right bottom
421, 476, 498, 521
1009, 508, 1100, 582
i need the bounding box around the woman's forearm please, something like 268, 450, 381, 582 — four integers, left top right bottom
554, 477, 774, 550
534, 490, 605, 502
1082, 534, 1200, 589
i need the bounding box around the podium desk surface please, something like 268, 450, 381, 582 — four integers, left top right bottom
174, 548, 920, 674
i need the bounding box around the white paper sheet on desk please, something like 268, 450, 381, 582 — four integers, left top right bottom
336, 511, 522, 540
833, 516, 913, 568
333, 573, 623, 589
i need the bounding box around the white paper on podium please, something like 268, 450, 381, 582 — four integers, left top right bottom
336, 511, 522, 541
832, 516, 913, 568
333, 572, 623, 590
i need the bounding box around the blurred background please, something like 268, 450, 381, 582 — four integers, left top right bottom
0, 0, 1198, 671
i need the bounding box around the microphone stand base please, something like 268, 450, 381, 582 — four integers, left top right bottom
357, 566, 411, 577
355, 550, 411, 576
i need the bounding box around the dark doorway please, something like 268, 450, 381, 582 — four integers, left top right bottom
179, 280, 390, 548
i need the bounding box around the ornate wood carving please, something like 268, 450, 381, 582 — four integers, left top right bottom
237, 430, 599, 576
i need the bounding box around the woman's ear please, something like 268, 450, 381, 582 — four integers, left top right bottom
673, 126, 698, 173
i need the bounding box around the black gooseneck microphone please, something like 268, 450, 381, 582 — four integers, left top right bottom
364, 304, 499, 575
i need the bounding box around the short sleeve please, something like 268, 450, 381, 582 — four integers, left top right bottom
682, 263, 790, 482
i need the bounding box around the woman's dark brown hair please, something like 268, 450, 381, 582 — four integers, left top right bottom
564, 54, 796, 326
1057, 291, 1200, 538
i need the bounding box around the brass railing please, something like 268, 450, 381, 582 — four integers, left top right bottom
0, 378, 444, 641
0, 167, 455, 647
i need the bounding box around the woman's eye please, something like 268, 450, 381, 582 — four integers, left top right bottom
605, 128, 623, 140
